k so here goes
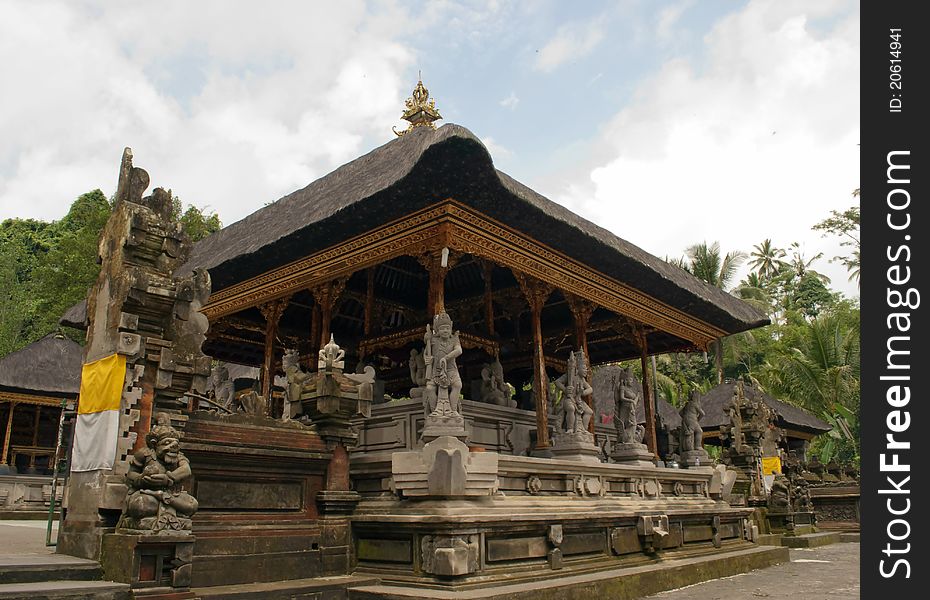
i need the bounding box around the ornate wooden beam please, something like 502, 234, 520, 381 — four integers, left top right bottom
515, 272, 554, 451
201, 201, 724, 347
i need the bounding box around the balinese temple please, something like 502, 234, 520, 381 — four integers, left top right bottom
51, 81, 794, 599
0, 332, 79, 510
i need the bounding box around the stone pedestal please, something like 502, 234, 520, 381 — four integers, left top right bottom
680, 448, 710, 468
421, 413, 467, 443
392, 436, 498, 498
101, 532, 195, 599
610, 442, 655, 467
550, 431, 601, 464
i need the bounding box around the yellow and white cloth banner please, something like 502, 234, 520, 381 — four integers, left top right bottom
71, 353, 126, 472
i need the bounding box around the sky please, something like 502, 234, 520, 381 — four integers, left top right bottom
0, 0, 860, 297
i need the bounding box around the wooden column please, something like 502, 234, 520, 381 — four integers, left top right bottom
258, 296, 290, 410
636, 327, 659, 458
310, 304, 322, 359
32, 405, 41, 446
364, 267, 376, 336
481, 260, 495, 336
1, 402, 14, 465
516, 274, 554, 451
566, 293, 597, 432
311, 277, 348, 347
418, 250, 459, 318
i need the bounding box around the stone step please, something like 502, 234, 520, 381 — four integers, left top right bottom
193, 575, 380, 599
348, 546, 790, 600
780, 532, 842, 548
0, 554, 102, 584
0, 580, 130, 600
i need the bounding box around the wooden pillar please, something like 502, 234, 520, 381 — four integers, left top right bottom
310, 304, 322, 358
32, 405, 41, 446
418, 250, 459, 318
566, 293, 597, 433
636, 327, 659, 458
516, 273, 554, 451
258, 296, 290, 411
481, 260, 495, 337
364, 267, 375, 336
311, 277, 348, 348
1, 402, 14, 465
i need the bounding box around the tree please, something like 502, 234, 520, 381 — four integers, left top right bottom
758, 305, 860, 463
813, 190, 860, 286
172, 197, 222, 242
28, 190, 112, 342
680, 241, 747, 384
748, 239, 787, 281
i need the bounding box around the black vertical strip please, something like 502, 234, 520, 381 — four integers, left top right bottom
861, 2, 925, 595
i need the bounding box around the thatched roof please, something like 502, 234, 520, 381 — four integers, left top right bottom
59, 299, 88, 329
179, 124, 767, 336
0, 333, 83, 396
698, 381, 831, 435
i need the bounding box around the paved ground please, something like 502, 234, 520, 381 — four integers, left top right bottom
644, 542, 860, 599
0, 520, 58, 555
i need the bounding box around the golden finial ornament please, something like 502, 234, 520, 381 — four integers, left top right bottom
393, 76, 442, 136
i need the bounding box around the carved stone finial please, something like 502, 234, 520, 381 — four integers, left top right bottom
394, 78, 442, 137
318, 334, 346, 371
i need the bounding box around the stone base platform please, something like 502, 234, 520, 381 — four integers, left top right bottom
347, 545, 789, 600
192, 575, 379, 599
351, 452, 756, 593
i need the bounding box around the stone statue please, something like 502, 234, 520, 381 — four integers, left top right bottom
614, 367, 644, 444
423, 312, 463, 418
238, 382, 267, 416
608, 367, 652, 465
209, 363, 234, 411
282, 348, 311, 421
768, 474, 791, 513
480, 358, 516, 408
679, 391, 705, 452
118, 413, 198, 533
793, 477, 814, 513
553, 351, 593, 434
409, 348, 427, 400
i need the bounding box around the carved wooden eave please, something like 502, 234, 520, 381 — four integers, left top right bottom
200, 200, 725, 351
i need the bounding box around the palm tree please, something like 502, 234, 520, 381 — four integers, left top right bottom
787, 242, 831, 284
683, 241, 747, 384
759, 312, 860, 461
749, 239, 787, 281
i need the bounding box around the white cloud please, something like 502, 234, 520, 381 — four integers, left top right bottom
499, 92, 519, 110
555, 1, 860, 296
0, 0, 416, 224
480, 137, 513, 159
534, 17, 605, 73
656, 0, 695, 43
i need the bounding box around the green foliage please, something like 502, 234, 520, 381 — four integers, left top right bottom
0, 189, 222, 355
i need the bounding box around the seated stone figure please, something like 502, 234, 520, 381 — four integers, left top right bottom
118, 413, 198, 533
480, 359, 516, 408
